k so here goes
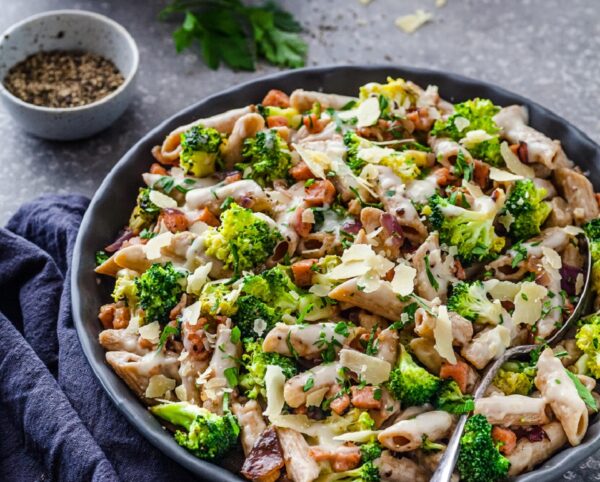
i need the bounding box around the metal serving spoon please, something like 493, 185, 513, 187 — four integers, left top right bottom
431, 235, 593, 482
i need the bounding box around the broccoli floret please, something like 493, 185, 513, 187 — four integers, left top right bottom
492, 361, 536, 395
584, 220, 600, 301
458, 414, 510, 482
135, 262, 184, 324
234, 295, 279, 339
317, 461, 380, 482
129, 187, 160, 234
204, 202, 282, 272
431, 98, 502, 166
428, 193, 505, 264
150, 402, 239, 460
237, 130, 292, 186
258, 105, 302, 128
576, 313, 600, 378
112, 270, 139, 309
447, 281, 503, 324
358, 77, 417, 119
198, 282, 239, 317
239, 339, 297, 399
180, 125, 223, 177
388, 345, 441, 407
360, 441, 383, 463
243, 265, 301, 313
503, 179, 551, 240
380, 150, 427, 182
433, 379, 475, 414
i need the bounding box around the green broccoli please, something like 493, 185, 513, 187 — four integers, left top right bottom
431, 98, 502, 166
180, 125, 223, 177
575, 313, 600, 378
112, 270, 139, 309
258, 104, 302, 128
239, 339, 297, 399
237, 129, 292, 186
129, 187, 160, 234
502, 179, 551, 241
458, 414, 510, 482
234, 295, 279, 339
198, 282, 239, 317
388, 345, 441, 407
95, 250, 109, 266
150, 402, 239, 460
204, 202, 282, 272
135, 262, 185, 324
433, 379, 475, 414
428, 193, 505, 264
492, 360, 536, 395
447, 281, 503, 325
360, 441, 382, 463
316, 461, 380, 482
584, 219, 600, 303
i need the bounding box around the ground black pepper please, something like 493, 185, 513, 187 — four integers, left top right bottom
3, 50, 125, 108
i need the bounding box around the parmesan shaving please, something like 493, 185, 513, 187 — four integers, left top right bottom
145, 231, 173, 260
138, 320, 160, 344
395, 9, 432, 34
500, 141, 535, 177
175, 384, 187, 402
541, 247, 562, 270
293, 144, 330, 179
306, 387, 329, 407
186, 262, 212, 295
333, 430, 381, 443
145, 375, 176, 398
563, 225, 584, 236
302, 208, 316, 224
436, 0, 447, 6
356, 96, 380, 128
460, 129, 493, 148
484, 279, 521, 301
181, 300, 201, 326
433, 305, 457, 364
149, 190, 177, 209
576, 273, 584, 295
454, 116, 470, 132
253, 318, 267, 337
339, 348, 391, 385
390, 263, 416, 296
489, 167, 524, 182
264, 365, 286, 419
513, 282, 548, 326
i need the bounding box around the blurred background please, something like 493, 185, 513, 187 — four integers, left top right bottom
0, 0, 599, 226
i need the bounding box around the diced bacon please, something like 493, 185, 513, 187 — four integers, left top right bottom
196, 207, 220, 227
473, 160, 489, 189
303, 114, 328, 134
305, 179, 336, 207
439, 360, 469, 393
454, 259, 466, 281
289, 161, 314, 181
98, 303, 116, 329
291, 259, 317, 287
435, 167, 457, 187
293, 207, 312, 237
308, 445, 361, 473
224, 171, 242, 184
329, 393, 351, 415
350, 386, 382, 410
267, 115, 289, 128
159, 208, 189, 233
492, 426, 517, 455
150, 163, 168, 175
262, 89, 290, 108
113, 306, 130, 329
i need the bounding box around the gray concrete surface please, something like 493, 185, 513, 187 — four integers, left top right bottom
1, 0, 600, 477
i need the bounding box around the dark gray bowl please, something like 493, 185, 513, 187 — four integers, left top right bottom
71, 65, 600, 481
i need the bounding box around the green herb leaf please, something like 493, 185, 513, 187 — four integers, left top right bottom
224, 366, 239, 388
303, 376, 315, 392
424, 255, 439, 291
95, 250, 109, 266
566, 370, 598, 412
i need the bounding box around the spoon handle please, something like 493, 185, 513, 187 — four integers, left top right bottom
430, 414, 468, 482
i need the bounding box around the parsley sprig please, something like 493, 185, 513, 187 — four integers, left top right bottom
160, 0, 307, 70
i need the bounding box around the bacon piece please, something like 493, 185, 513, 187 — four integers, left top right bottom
439, 360, 469, 393
290, 161, 314, 181
350, 386, 382, 410
293, 206, 312, 237
159, 208, 189, 233
492, 426, 517, 456
309, 445, 362, 472
150, 162, 168, 175
98, 303, 116, 329
196, 207, 220, 227
303, 113, 327, 134
267, 116, 289, 128
305, 179, 336, 207
224, 171, 242, 184
291, 259, 317, 287
262, 89, 290, 108
241, 426, 285, 482
473, 159, 489, 189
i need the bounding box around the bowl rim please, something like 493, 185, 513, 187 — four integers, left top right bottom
71, 64, 600, 481
0, 9, 139, 113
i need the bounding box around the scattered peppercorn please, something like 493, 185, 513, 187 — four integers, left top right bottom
3, 50, 125, 108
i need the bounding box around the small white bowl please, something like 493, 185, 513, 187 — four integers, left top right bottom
0, 10, 139, 140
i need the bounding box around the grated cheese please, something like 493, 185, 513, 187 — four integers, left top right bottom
541, 247, 562, 270
513, 282, 548, 325
302, 208, 316, 224
333, 430, 381, 443
181, 300, 201, 326
186, 262, 212, 295
339, 348, 391, 385
175, 384, 187, 401
145, 375, 176, 398
484, 279, 521, 301
489, 167, 524, 182
454, 116, 470, 132
395, 9, 433, 34
293, 144, 330, 179
306, 387, 329, 407
433, 305, 457, 364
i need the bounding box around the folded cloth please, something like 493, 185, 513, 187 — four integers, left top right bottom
0, 195, 198, 482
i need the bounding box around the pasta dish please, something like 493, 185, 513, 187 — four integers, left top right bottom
94, 77, 600, 482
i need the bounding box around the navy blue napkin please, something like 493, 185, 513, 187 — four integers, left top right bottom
0, 195, 199, 482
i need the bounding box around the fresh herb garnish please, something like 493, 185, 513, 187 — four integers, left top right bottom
303, 376, 315, 392
424, 254, 439, 291
95, 250, 109, 266
566, 370, 598, 411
